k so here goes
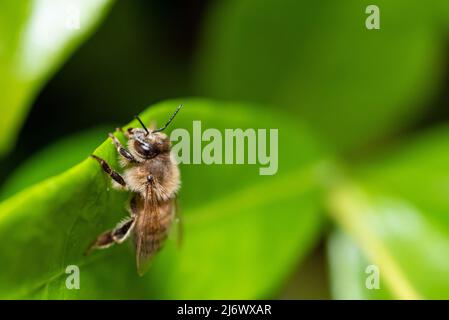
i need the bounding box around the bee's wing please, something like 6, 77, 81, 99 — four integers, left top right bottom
135, 186, 175, 276
134, 185, 159, 276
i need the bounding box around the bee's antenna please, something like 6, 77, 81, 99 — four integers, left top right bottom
153, 103, 184, 133
135, 115, 149, 134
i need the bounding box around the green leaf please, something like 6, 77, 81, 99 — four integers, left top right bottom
328, 126, 449, 299
0, 126, 109, 200
0, 0, 113, 156
195, 0, 446, 150
327, 231, 393, 299
0, 98, 331, 299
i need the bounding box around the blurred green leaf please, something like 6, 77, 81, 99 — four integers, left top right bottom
0, 99, 331, 299
195, 0, 446, 150
327, 231, 393, 299
0, 0, 113, 156
280, 246, 331, 299
0, 126, 109, 200
328, 126, 449, 299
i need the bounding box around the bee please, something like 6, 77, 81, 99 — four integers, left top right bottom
87, 104, 182, 276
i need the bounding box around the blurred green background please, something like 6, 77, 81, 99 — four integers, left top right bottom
0, 0, 449, 299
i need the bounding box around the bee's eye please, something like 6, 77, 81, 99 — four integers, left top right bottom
134, 140, 159, 159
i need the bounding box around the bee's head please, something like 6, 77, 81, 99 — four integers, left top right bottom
128, 128, 170, 159
128, 104, 183, 160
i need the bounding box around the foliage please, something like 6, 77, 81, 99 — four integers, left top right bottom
1, 0, 449, 300
0, 0, 113, 156
195, 0, 448, 150
0, 99, 329, 299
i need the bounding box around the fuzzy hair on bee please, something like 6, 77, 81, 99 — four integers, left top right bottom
87, 104, 183, 276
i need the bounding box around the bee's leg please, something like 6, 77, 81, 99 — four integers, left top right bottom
85, 216, 136, 254
108, 133, 136, 163
90, 154, 127, 187
111, 216, 136, 244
